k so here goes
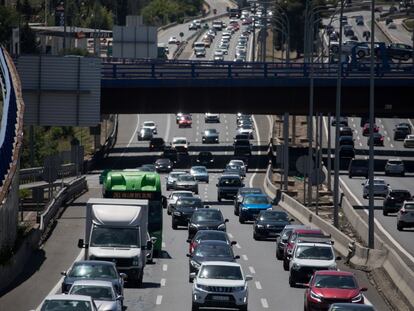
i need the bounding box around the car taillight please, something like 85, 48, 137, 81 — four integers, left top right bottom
380, 137, 384, 141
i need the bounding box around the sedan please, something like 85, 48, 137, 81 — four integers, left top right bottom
165, 171, 186, 190
188, 208, 229, 239
137, 127, 153, 141
253, 210, 293, 240
178, 115, 192, 128
187, 230, 236, 254
68, 280, 122, 311
367, 132, 384, 146
187, 241, 239, 282
331, 117, 348, 127
234, 187, 263, 216
38, 294, 98, 311
338, 136, 354, 147
239, 194, 272, 223
339, 145, 355, 159
339, 126, 353, 137
202, 129, 219, 144
384, 158, 405, 176
362, 123, 379, 136
304, 270, 367, 311
204, 113, 220, 123
238, 125, 254, 139
397, 201, 414, 231
171, 197, 205, 229
403, 134, 414, 148
213, 50, 224, 61
383, 189, 412, 216
142, 121, 157, 134
190, 166, 209, 183
276, 225, 310, 260
61, 261, 125, 295
196, 151, 214, 166
175, 174, 199, 194
362, 178, 390, 199
225, 163, 245, 177
149, 138, 165, 151
166, 190, 193, 215
154, 158, 173, 173
394, 124, 411, 140
168, 36, 179, 44
228, 159, 248, 174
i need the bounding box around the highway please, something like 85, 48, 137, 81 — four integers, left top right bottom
0, 7, 397, 311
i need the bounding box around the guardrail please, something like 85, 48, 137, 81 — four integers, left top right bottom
19, 163, 77, 184
101, 60, 414, 79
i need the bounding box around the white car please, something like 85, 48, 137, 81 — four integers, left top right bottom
172, 137, 189, 152
166, 171, 187, 190
228, 159, 247, 174
214, 50, 224, 61
289, 241, 338, 287
167, 191, 194, 215
205, 113, 220, 122
191, 262, 252, 311
142, 121, 157, 134
362, 178, 390, 199
38, 294, 98, 311
404, 134, 414, 148
384, 159, 405, 176
397, 201, 414, 231
238, 125, 254, 139
330, 40, 370, 58
168, 36, 179, 44
68, 280, 122, 311
194, 47, 206, 57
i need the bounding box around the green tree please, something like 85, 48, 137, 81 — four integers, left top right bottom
20, 23, 40, 54
0, 6, 19, 47
21, 127, 59, 168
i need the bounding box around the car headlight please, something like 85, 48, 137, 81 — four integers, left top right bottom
196, 283, 209, 291
233, 286, 245, 292
167, 165, 171, 168
190, 260, 201, 269
217, 223, 226, 230
287, 249, 293, 255
241, 206, 248, 210
292, 263, 300, 270
256, 224, 264, 228
351, 293, 363, 303
310, 290, 322, 302
132, 256, 140, 266
173, 211, 182, 216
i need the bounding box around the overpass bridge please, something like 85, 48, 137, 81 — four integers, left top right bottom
101, 59, 414, 117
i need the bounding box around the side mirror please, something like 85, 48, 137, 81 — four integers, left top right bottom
120, 273, 127, 280
146, 241, 153, 250
245, 275, 253, 281
303, 283, 309, 288
205, 205, 210, 209
231, 241, 237, 245
336, 256, 342, 261
190, 272, 196, 278
61, 271, 67, 276
360, 287, 368, 292
116, 295, 123, 301
290, 218, 295, 222
186, 253, 192, 257
77, 239, 84, 249
234, 255, 240, 259
186, 239, 192, 243
151, 237, 157, 244
224, 219, 229, 223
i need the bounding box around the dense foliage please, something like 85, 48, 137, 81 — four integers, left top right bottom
142, 0, 204, 25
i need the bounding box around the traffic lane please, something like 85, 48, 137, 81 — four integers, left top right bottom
340, 174, 414, 257
0, 176, 101, 311
378, 19, 413, 45
379, 117, 414, 151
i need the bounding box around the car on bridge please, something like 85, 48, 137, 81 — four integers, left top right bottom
339, 126, 353, 137
196, 151, 214, 166
348, 159, 369, 178
384, 159, 405, 176
137, 127, 153, 141
205, 113, 220, 123
383, 189, 412, 216
202, 129, 219, 144
362, 178, 390, 199
154, 158, 173, 173
403, 134, 414, 148
142, 121, 157, 134
178, 115, 192, 128
172, 137, 189, 153
397, 201, 414, 231
149, 137, 165, 151
331, 116, 348, 127
362, 123, 379, 136
367, 132, 384, 146
394, 124, 411, 140
338, 136, 355, 147
234, 139, 252, 157
339, 145, 355, 159
163, 147, 178, 164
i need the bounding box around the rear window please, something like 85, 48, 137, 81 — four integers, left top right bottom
235, 140, 250, 146
219, 177, 242, 187
351, 159, 368, 167
404, 204, 414, 210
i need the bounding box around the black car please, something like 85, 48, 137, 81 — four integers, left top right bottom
383, 190, 412, 216
196, 151, 214, 166
171, 197, 205, 229
186, 241, 238, 282
202, 129, 219, 144
253, 210, 293, 240
338, 136, 354, 147
348, 159, 369, 178
367, 133, 384, 146
339, 145, 355, 159
140, 164, 156, 172
187, 230, 236, 254
339, 126, 353, 137
234, 187, 263, 216
163, 147, 178, 163
61, 260, 125, 295
234, 134, 250, 144
217, 174, 244, 202
188, 209, 229, 239
331, 117, 348, 127
234, 139, 252, 157
394, 124, 411, 140
154, 158, 173, 173
149, 138, 166, 151
137, 127, 153, 141
385, 43, 413, 60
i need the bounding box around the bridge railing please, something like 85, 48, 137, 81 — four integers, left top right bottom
101, 59, 414, 80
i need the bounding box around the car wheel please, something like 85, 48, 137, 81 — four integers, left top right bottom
276, 250, 282, 260
195, 190, 199, 195
401, 172, 405, 177
167, 207, 172, 215
289, 274, 295, 287
363, 195, 367, 199
191, 302, 199, 311
349, 175, 352, 178
189, 276, 193, 283
172, 220, 178, 230
234, 206, 239, 216
357, 50, 365, 58
206, 179, 209, 184
283, 259, 289, 271
253, 233, 260, 240
383, 210, 388, 216
239, 215, 245, 224
218, 197, 222, 202
397, 222, 404, 231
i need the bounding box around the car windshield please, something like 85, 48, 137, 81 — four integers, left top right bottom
192, 167, 207, 173
172, 192, 193, 199
90, 227, 140, 248
170, 173, 184, 178
313, 275, 357, 289
141, 128, 151, 134
194, 244, 233, 257
199, 265, 242, 280
193, 211, 223, 222
177, 198, 203, 208
405, 204, 414, 210
156, 159, 170, 165
68, 264, 117, 278
70, 285, 114, 301
41, 300, 93, 311
260, 211, 288, 221
295, 245, 334, 260
219, 178, 242, 186
174, 139, 187, 144
144, 122, 155, 127
178, 175, 194, 182
388, 160, 402, 165
244, 196, 268, 205
391, 191, 410, 199
196, 232, 227, 242
205, 129, 217, 134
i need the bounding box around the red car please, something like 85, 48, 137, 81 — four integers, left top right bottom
178, 115, 192, 128
304, 270, 367, 311
362, 123, 379, 136
283, 229, 326, 270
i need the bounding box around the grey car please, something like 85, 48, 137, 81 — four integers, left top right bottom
190, 166, 209, 183
61, 261, 125, 296
137, 127, 153, 141
175, 174, 199, 194
165, 171, 186, 191
68, 280, 122, 311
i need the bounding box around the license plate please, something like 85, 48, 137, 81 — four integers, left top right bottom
269, 232, 277, 236
212, 296, 229, 301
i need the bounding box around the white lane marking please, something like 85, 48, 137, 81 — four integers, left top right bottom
390, 144, 394, 148
249, 266, 256, 274
195, 138, 199, 142
407, 118, 414, 129
225, 125, 229, 130
384, 130, 388, 136
121, 115, 140, 156
250, 115, 262, 188
162, 242, 166, 248
387, 137, 391, 141
339, 178, 414, 263
378, 119, 382, 123
228, 233, 234, 238
255, 281, 262, 289
351, 117, 354, 121
161, 278, 166, 287
226, 132, 229, 136
156, 295, 163, 305
235, 243, 241, 249
242, 254, 248, 261
164, 114, 171, 143
224, 119, 228, 124
162, 264, 168, 271
261, 298, 269, 308
356, 135, 360, 141
359, 142, 362, 147
352, 123, 356, 128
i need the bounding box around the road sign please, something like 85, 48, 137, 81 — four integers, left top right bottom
42, 155, 61, 183
310, 168, 326, 186
296, 155, 314, 175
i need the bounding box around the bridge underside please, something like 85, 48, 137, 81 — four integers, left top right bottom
101, 78, 414, 117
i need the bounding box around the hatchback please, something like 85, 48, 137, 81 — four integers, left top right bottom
362, 178, 390, 199
383, 189, 412, 215
384, 159, 405, 176
397, 201, 414, 230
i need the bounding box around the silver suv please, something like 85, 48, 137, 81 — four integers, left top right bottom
397, 201, 414, 231
385, 159, 405, 176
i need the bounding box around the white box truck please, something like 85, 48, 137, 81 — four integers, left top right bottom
78, 198, 151, 286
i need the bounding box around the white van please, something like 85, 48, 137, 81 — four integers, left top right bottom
193, 42, 205, 49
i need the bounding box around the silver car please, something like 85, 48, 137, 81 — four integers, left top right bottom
167, 191, 194, 215
165, 171, 186, 190
68, 280, 122, 311
190, 166, 209, 183
385, 159, 405, 176
362, 178, 390, 199
397, 201, 414, 231
175, 174, 199, 194
228, 159, 247, 174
